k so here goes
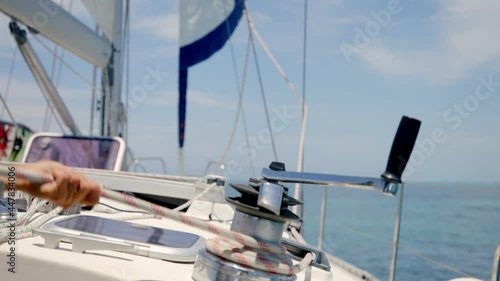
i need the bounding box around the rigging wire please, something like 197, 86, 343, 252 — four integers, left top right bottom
247, 19, 279, 162
217, 34, 254, 176
124, 0, 131, 142
31, 35, 100, 92
26, 36, 66, 134
44, 0, 73, 132
245, 11, 309, 214
43, 41, 60, 131
0, 91, 18, 127
0, 49, 17, 120
216, 3, 255, 177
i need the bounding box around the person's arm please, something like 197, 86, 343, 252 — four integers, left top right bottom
2, 160, 101, 208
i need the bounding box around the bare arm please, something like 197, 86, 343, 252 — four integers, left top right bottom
2, 160, 101, 208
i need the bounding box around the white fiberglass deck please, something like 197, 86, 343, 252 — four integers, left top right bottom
0, 197, 374, 281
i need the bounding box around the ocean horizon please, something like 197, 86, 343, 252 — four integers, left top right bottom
295, 181, 500, 281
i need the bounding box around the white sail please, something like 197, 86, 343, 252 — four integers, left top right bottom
0, 0, 112, 67
80, 0, 116, 42
179, 0, 236, 47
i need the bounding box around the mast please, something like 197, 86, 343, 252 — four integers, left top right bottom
101, 0, 125, 137
110, 0, 124, 137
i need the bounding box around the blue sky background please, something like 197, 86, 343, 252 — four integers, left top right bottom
0, 0, 499, 182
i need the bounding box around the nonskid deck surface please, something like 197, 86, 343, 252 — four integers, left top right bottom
0, 198, 370, 281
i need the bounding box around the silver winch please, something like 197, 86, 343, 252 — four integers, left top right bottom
192, 162, 303, 281
193, 116, 422, 281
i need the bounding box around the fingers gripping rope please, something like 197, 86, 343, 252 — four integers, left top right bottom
2, 168, 315, 275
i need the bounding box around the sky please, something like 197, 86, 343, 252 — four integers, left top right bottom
0, 0, 499, 183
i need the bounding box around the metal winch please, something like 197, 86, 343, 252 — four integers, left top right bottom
192, 116, 423, 281
192, 162, 302, 281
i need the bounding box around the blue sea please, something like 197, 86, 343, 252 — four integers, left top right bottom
296, 182, 500, 281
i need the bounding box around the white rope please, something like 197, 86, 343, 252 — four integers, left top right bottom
213, 4, 256, 176
172, 183, 217, 211
297, 0, 309, 220
244, 10, 309, 214
113, 213, 157, 221
0, 167, 316, 275
217, 34, 253, 170
100, 187, 315, 275
0, 199, 47, 228
247, 20, 279, 162
0, 206, 63, 240
290, 227, 306, 244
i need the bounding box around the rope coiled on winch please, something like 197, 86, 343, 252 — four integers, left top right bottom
101, 188, 315, 275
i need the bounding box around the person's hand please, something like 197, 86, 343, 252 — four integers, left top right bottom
14, 160, 101, 208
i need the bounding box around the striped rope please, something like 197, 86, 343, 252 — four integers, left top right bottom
0, 167, 315, 275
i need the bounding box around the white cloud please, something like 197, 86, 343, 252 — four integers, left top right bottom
133, 14, 178, 41
251, 12, 271, 23
334, 16, 370, 25
357, 0, 500, 84
189, 90, 227, 107
141, 90, 232, 108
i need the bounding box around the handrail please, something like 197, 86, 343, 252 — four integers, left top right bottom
389, 182, 404, 281
492, 245, 500, 281
315, 181, 486, 281
318, 186, 327, 250
133, 157, 167, 174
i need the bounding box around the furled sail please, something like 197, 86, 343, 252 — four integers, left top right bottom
178, 0, 244, 149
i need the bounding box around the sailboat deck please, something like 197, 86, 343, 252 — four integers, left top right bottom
0, 198, 374, 281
